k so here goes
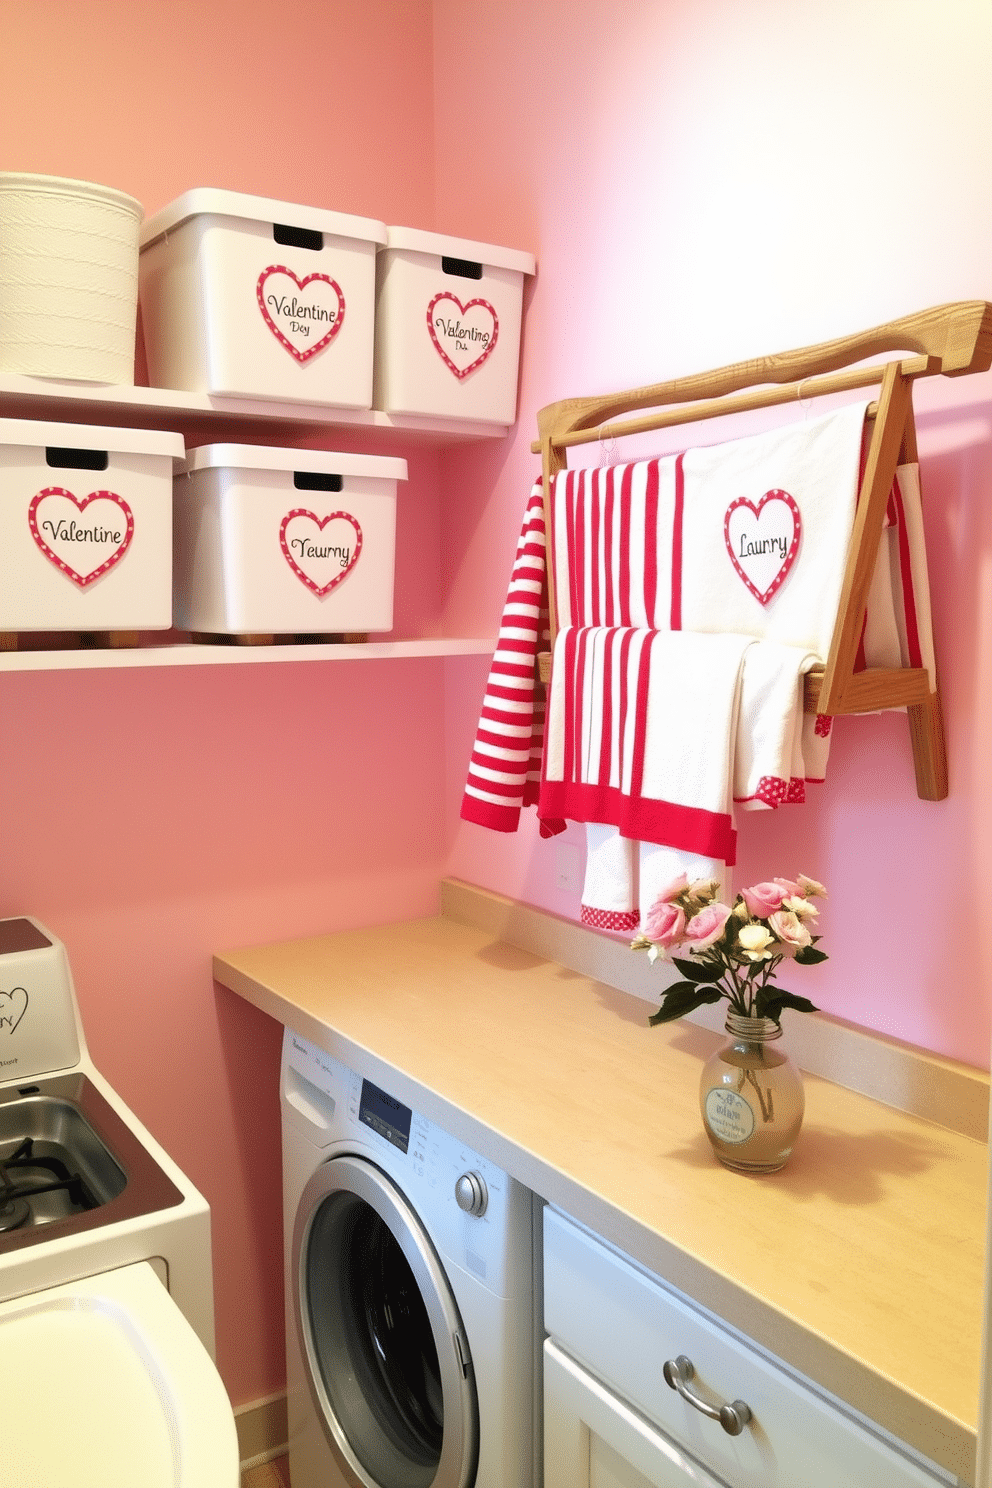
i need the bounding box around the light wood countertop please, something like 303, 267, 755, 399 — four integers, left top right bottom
214, 892, 988, 1483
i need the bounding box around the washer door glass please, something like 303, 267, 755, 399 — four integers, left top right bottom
295, 1155, 478, 1488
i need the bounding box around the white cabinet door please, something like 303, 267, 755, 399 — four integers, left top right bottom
545, 1341, 729, 1488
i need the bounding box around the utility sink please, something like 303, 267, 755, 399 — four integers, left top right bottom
0, 1072, 184, 1252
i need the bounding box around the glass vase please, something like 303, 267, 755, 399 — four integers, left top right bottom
699, 1012, 805, 1173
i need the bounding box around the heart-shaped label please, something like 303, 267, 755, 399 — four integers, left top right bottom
0, 985, 28, 1035
724, 489, 801, 605
280, 509, 363, 596
257, 265, 345, 363
426, 292, 499, 379
29, 487, 135, 588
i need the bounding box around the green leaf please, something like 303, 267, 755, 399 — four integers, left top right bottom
649, 983, 724, 1025
756, 988, 819, 1022
794, 945, 828, 965
670, 956, 720, 984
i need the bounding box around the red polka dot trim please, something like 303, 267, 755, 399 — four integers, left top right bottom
754, 775, 789, 807
815, 714, 833, 738
580, 906, 640, 933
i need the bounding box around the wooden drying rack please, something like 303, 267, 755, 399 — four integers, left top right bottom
531, 300, 992, 802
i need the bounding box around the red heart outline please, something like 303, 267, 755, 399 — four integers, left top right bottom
426, 291, 499, 379
279, 508, 363, 597
724, 489, 801, 605
29, 487, 135, 588
256, 265, 345, 364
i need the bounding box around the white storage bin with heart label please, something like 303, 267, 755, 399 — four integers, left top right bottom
0, 418, 182, 631
373, 227, 536, 427
138, 190, 387, 408
173, 444, 406, 635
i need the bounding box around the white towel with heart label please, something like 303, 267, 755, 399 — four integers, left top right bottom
675, 401, 870, 651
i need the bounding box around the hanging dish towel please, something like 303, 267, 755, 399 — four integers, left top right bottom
674, 400, 870, 652
540, 625, 752, 861
550, 457, 680, 630
460, 483, 565, 836
733, 641, 822, 809
549, 630, 819, 929
460, 442, 937, 853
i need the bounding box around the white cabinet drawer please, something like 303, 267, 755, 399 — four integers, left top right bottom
545, 1339, 727, 1488
544, 1209, 946, 1488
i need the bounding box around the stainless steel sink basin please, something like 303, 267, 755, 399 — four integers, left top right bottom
0, 1072, 184, 1254
0, 1094, 127, 1215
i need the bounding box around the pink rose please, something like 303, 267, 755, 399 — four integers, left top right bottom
684, 902, 732, 951
768, 909, 812, 954
773, 877, 802, 899
643, 899, 686, 948
741, 881, 790, 918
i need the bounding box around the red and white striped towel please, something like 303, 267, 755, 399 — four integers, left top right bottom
460, 483, 564, 837
550, 458, 680, 630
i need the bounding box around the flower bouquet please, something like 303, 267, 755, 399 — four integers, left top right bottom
632, 872, 828, 1026
632, 872, 829, 1171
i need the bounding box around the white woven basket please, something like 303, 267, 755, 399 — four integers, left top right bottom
0, 173, 143, 383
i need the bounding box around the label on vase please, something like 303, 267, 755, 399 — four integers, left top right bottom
704, 1087, 755, 1144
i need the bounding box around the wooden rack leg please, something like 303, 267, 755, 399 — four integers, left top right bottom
907, 688, 949, 801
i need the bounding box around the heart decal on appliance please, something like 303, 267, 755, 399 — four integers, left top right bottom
280, 509, 363, 596
0, 985, 28, 1035
426, 292, 499, 379
257, 265, 346, 363
29, 487, 135, 588
724, 489, 801, 605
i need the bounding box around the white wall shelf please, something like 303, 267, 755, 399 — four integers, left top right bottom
0, 637, 496, 674
0, 372, 509, 446
0, 376, 501, 672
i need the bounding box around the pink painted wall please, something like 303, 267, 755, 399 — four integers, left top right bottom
436, 0, 992, 1070
0, 0, 439, 1408
3, 0, 992, 1417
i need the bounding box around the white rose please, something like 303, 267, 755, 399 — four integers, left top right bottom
738, 923, 775, 961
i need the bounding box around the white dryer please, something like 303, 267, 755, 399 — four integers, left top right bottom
281, 1027, 541, 1488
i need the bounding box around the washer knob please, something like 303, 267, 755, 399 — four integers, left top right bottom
455, 1171, 488, 1216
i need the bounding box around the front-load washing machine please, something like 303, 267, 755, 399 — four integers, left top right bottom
281, 1027, 542, 1488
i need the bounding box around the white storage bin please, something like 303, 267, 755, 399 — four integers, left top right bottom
0, 173, 143, 384
0, 418, 182, 631
373, 227, 535, 426
138, 190, 387, 407
173, 444, 407, 635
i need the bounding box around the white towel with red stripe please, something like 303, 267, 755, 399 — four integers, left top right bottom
540, 626, 751, 859
540, 627, 819, 928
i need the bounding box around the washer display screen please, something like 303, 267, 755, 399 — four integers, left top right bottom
359, 1080, 412, 1153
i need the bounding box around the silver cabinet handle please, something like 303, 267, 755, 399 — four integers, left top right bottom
663, 1355, 752, 1437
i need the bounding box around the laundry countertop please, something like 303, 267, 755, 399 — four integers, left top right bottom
214, 895, 988, 1483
